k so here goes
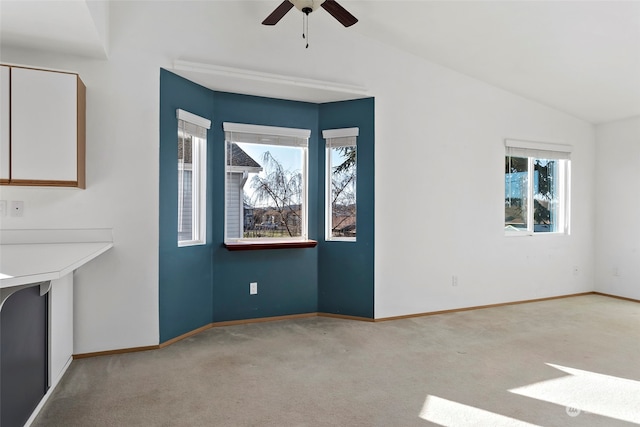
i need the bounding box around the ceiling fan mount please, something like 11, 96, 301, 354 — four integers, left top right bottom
291, 0, 322, 14
262, 0, 358, 28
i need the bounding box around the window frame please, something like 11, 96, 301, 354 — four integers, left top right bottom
323, 127, 359, 242
177, 109, 210, 247
223, 122, 311, 246
504, 139, 572, 237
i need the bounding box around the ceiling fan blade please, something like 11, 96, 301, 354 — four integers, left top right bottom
321, 0, 358, 27
262, 1, 294, 25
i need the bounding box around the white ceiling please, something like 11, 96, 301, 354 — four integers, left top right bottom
1, 0, 639, 124
0, 0, 109, 59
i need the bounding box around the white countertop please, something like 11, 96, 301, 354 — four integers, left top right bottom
0, 242, 113, 288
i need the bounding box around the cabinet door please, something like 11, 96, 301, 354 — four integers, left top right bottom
11, 67, 78, 182
0, 66, 8, 182
0, 286, 48, 427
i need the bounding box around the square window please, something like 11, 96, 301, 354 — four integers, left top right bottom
505, 140, 571, 235
224, 123, 310, 243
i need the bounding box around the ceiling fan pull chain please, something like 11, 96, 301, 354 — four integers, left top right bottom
301, 12, 309, 48
306, 15, 310, 48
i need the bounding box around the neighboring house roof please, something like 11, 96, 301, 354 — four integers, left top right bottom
228, 143, 261, 169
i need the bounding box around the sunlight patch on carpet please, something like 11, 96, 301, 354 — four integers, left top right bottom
419, 395, 540, 426
509, 363, 640, 424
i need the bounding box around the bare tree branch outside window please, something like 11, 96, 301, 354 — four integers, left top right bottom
249, 151, 303, 237
331, 146, 356, 238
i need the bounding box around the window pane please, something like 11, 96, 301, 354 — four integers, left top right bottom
505, 156, 528, 231
329, 146, 356, 239
533, 159, 558, 233
178, 131, 194, 242
178, 117, 207, 246
226, 141, 305, 240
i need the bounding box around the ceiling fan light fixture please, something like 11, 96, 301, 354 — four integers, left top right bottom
290, 0, 324, 13
262, 0, 357, 28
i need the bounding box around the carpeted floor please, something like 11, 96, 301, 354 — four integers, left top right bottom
32, 295, 640, 426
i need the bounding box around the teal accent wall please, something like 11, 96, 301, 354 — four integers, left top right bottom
159, 69, 214, 342
210, 91, 319, 322
318, 99, 375, 318
159, 69, 375, 342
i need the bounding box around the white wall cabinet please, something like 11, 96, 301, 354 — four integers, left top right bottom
0, 65, 86, 188
0, 66, 9, 182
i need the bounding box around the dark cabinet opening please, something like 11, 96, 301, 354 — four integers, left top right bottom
1, 286, 48, 427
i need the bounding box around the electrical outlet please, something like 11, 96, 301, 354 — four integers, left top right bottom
452, 275, 458, 287
10, 201, 24, 217
250, 282, 258, 295
0, 200, 6, 217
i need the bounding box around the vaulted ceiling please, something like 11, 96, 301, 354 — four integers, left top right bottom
1, 0, 638, 124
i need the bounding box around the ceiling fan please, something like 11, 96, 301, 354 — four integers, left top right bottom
262, 0, 358, 28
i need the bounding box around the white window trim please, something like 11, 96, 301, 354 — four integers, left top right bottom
504, 139, 571, 237
177, 110, 209, 247
224, 122, 311, 244
224, 122, 310, 140
178, 109, 211, 130
505, 138, 572, 157
323, 127, 359, 140
325, 127, 358, 242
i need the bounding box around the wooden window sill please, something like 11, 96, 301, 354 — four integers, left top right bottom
224, 240, 318, 251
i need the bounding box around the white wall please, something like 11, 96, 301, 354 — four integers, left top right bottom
594, 116, 640, 300
0, 1, 598, 351
0, 45, 163, 353
370, 44, 596, 317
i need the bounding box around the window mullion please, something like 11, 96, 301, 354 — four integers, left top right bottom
528, 157, 534, 233
303, 147, 308, 240
192, 145, 199, 240
325, 146, 331, 239
558, 160, 566, 233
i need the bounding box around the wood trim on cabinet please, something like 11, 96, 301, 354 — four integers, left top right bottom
0, 64, 86, 188
8, 66, 11, 182
1, 64, 78, 76
76, 76, 86, 189
7, 179, 79, 187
